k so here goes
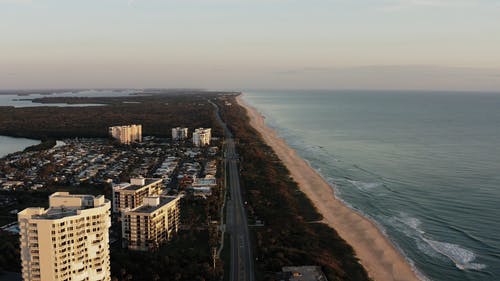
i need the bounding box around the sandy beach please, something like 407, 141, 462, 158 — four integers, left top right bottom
236, 95, 421, 281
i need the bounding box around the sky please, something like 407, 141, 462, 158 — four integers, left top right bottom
1, 0, 500, 91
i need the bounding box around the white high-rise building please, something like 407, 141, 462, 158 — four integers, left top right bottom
109, 124, 142, 144
18, 192, 111, 281
192, 128, 212, 147
121, 195, 181, 251
112, 178, 163, 213
171, 127, 188, 141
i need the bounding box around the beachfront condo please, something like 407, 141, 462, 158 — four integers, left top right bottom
112, 177, 163, 213
121, 195, 181, 251
172, 127, 189, 140
192, 128, 212, 147
18, 192, 111, 281
108, 124, 142, 144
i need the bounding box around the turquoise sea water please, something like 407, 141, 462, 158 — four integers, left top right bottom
242, 90, 500, 281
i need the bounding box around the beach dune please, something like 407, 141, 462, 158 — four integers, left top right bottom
237, 95, 421, 281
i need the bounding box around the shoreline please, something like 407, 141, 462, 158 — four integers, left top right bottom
236, 94, 421, 281
0, 135, 41, 158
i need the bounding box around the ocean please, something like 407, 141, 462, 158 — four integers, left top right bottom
242, 90, 500, 281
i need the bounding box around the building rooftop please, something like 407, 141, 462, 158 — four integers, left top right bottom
50, 193, 95, 201
281, 266, 328, 281
109, 124, 142, 128
36, 207, 79, 220
123, 184, 145, 191
192, 178, 217, 186
19, 192, 109, 220
128, 196, 179, 214
120, 178, 161, 191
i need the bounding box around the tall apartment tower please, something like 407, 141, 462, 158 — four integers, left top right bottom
109, 124, 142, 144
192, 128, 212, 147
121, 195, 181, 251
171, 127, 188, 141
112, 178, 163, 213
18, 192, 111, 281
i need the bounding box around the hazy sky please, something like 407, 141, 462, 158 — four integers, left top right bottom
1, 0, 500, 91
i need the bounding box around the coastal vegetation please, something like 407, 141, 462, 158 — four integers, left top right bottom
0, 232, 20, 273
23, 139, 57, 152
0, 91, 227, 139
214, 96, 371, 281
110, 230, 216, 281
110, 190, 225, 281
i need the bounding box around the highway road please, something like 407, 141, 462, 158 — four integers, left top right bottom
210, 100, 255, 281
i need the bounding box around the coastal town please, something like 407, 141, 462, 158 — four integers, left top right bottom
0, 124, 228, 280
3, 0, 498, 279
0, 92, 371, 281
0, 128, 218, 195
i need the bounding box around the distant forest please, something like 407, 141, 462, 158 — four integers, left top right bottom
0, 91, 234, 139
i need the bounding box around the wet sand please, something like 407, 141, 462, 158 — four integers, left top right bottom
236, 94, 421, 281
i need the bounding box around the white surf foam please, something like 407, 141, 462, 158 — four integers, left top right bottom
423, 238, 487, 270
390, 212, 487, 271
347, 180, 383, 191
316, 174, 429, 280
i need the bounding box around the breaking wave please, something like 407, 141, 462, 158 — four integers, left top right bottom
390, 213, 487, 271
347, 180, 383, 191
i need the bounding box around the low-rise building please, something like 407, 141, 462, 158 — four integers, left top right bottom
192, 177, 217, 188
279, 266, 328, 281
112, 178, 163, 213
18, 192, 111, 281
121, 195, 181, 251
191, 177, 217, 198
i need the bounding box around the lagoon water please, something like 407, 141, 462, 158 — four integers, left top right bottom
0, 90, 138, 155
0, 136, 40, 158
0, 89, 137, 107
243, 90, 500, 281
